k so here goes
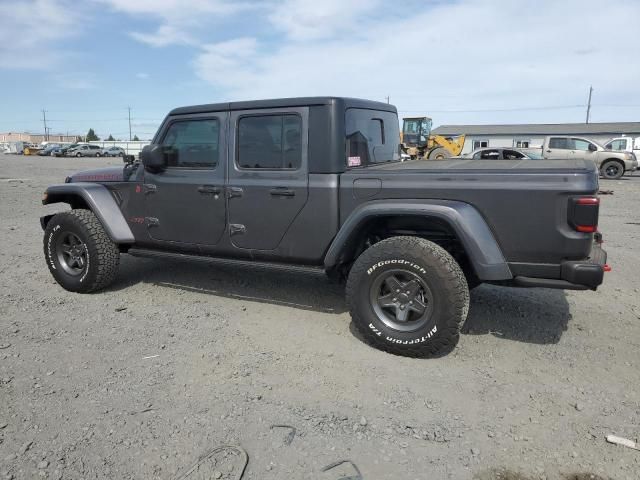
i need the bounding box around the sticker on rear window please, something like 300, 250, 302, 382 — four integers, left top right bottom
348, 156, 361, 167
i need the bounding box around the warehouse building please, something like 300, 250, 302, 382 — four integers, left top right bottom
0, 132, 78, 143
431, 122, 640, 154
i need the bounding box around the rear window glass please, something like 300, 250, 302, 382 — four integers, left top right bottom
548, 138, 569, 149
346, 108, 400, 166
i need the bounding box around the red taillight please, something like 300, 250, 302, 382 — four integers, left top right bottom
569, 197, 599, 233
603, 264, 612, 272
576, 197, 600, 206
575, 224, 598, 233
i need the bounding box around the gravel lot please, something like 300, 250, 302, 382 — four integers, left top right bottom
1, 153, 639, 480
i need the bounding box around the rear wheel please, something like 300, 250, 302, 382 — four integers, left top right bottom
95, 152, 101, 157
428, 147, 452, 160
346, 236, 469, 357
76, 152, 82, 157
43, 210, 120, 293
600, 160, 624, 180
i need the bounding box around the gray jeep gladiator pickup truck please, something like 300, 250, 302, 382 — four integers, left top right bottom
41, 97, 608, 357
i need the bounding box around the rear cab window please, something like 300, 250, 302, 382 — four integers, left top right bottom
345, 108, 400, 167
548, 137, 570, 149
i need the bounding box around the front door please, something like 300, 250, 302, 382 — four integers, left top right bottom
569, 138, 598, 163
227, 108, 309, 250
143, 114, 227, 246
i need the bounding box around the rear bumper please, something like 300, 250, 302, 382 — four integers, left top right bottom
510, 241, 607, 291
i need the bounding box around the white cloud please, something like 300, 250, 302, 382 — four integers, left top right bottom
97, 0, 256, 47
0, 0, 82, 69
190, 0, 640, 124
268, 0, 380, 40
135, 72, 150, 79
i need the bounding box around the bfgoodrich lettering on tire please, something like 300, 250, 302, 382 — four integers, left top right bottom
43, 209, 120, 293
346, 236, 469, 357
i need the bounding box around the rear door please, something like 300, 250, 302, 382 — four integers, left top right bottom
227, 107, 309, 250
143, 114, 227, 246
544, 137, 572, 159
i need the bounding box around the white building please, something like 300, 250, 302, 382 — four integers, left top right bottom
431, 122, 640, 154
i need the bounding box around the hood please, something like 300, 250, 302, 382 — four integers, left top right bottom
68, 166, 125, 183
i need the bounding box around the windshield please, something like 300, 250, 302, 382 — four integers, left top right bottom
345, 108, 401, 167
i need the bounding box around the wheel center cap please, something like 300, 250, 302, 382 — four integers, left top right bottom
398, 293, 410, 304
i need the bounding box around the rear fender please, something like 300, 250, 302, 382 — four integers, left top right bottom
324, 200, 512, 281
41, 183, 134, 243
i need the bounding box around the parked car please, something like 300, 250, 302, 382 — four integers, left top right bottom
40, 97, 608, 358
52, 144, 80, 157
102, 146, 126, 157
67, 144, 103, 157
541, 136, 637, 179
604, 136, 640, 158
38, 144, 61, 156
463, 147, 540, 160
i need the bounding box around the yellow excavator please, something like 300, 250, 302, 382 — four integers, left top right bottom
401, 116, 466, 160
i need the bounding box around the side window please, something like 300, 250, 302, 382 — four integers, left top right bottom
237, 114, 302, 169
161, 119, 219, 168
503, 149, 525, 159
608, 139, 627, 150
572, 139, 591, 151
548, 137, 569, 149
345, 108, 400, 166
480, 149, 501, 159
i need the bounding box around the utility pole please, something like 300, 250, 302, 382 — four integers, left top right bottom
128, 106, 132, 141
385, 95, 390, 104
585, 86, 593, 124
42, 109, 48, 141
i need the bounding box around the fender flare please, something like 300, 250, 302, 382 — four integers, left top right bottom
41, 183, 135, 243
324, 199, 512, 281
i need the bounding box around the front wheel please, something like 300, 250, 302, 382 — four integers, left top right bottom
76, 152, 82, 157
43, 210, 120, 293
600, 160, 624, 180
346, 236, 469, 358
428, 147, 452, 160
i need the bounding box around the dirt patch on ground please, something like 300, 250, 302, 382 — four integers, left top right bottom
1, 155, 639, 479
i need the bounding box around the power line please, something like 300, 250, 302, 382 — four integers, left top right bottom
42, 109, 48, 140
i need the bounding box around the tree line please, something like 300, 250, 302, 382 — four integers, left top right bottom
82, 128, 139, 142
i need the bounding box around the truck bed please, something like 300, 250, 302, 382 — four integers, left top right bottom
340, 158, 599, 267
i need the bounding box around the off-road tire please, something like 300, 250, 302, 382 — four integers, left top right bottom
346, 236, 469, 357
428, 147, 452, 160
43, 209, 120, 293
600, 160, 624, 180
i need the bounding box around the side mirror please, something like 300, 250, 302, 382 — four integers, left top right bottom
122, 154, 135, 164
588, 143, 597, 152
140, 144, 165, 171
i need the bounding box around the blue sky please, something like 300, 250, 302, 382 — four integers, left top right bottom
1, 0, 639, 140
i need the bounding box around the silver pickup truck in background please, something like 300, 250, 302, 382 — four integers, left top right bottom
542, 136, 637, 179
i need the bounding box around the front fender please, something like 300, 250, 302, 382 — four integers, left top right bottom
42, 183, 135, 243
324, 199, 512, 281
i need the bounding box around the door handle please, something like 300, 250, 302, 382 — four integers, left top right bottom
546, 149, 552, 153
143, 183, 157, 194
197, 185, 221, 195
270, 187, 295, 197
227, 186, 243, 198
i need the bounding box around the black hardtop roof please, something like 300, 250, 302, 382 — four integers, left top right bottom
169, 97, 397, 116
